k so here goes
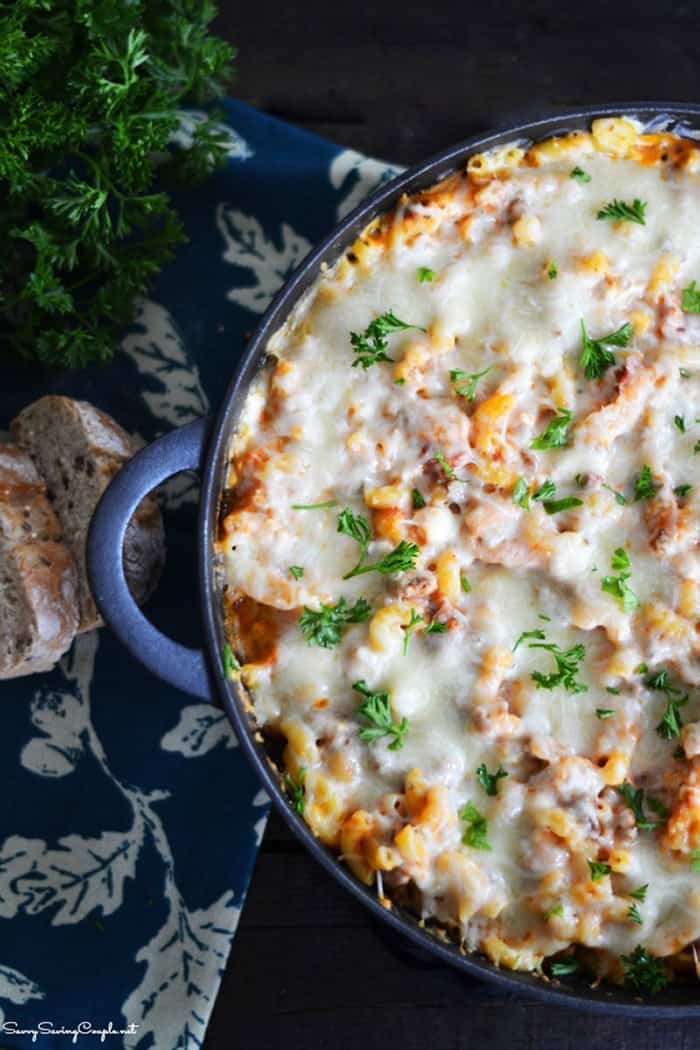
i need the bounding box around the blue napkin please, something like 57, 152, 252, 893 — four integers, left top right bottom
0, 100, 402, 1049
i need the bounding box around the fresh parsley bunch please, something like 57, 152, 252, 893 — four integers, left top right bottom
0, 0, 235, 367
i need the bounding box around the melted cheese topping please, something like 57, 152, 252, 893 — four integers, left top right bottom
218, 117, 700, 987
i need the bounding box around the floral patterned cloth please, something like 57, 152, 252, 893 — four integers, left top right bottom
0, 100, 401, 1049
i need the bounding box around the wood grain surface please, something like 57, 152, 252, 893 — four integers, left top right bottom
204, 4, 699, 1045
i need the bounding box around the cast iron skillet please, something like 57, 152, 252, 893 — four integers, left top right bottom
87, 103, 700, 1015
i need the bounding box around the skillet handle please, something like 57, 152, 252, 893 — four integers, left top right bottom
87, 417, 213, 700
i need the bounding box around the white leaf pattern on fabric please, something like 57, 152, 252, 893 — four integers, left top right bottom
216, 205, 312, 314
121, 300, 210, 509
170, 110, 254, 161
329, 149, 403, 220
0, 837, 45, 919
17, 820, 145, 926
20, 631, 97, 777
161, 704, 237, 757
0, 964, 44, 1006
123, 890, 239, 1050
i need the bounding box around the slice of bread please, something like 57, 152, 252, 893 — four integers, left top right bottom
0, 445, 79, 677
12, 397, 165, 633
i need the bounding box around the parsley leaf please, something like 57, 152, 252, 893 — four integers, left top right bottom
222, 643, 240, 680
344, 539, 420, 580
681, 281, 700, 313
570, 167, 591, 183
596, 708, 615, 719
601, 570, 639, 614
550, 958, 580, 976
411, 488, 426, 509
616, 780, 666, 832
597, 198, 647, 225
531, 407, 573, 450
460, 575, 472, 594
580, 319, 632, 380
292, 499, 338, 510
350, 311, 424, 369
337, 507, 372, 576
353, 680, 408, 750
459, 801, 491, 850
691, 851, 700, 873
621, 946, 668, 994
425, 620, 447, 635
513, 476, 530, 509
476, 764, 508, 797
529, 641, 588, 694
433, 448, 467, 482
630, 884, 648, 901
450, 365, 493, 401
646, 671, 689, 740
674, 484, 692, 498
545, 902, 564, 919
548, 261, 558, 280
587, 859, 612, 881
417, 266, 435, 282
402, 609, 423, 655
680, 367, 692, 378
674, 414, 686, 433
513, 628, 546, 651
299, 597, 371, 648
533, 479, 556, 501
283, 768, 306, 814
602, 482, 626, 505
627, 903, 643, 925
542, 496, 583, 515
289, 565, 304, 580
611, 547, 630, 571
633, 465, 658, 502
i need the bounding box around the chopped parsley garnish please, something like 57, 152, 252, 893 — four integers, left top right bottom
681, 281, 700, 313
602, 482, 627, 505
675, 484, 692, 497
450, 365, 493, 402
299, 597, 372, 648
596, 708, 615, 719
690, 851, 700, 873
513, 628, 546, 651
531, 407, 573, 450
627, 903, 643, 925
630, 884, 648, 901
292, 499, 337, 510
580, 319, 632, 380
542, 496, 583, 515
575, 473, 587, 487
289, 565, 304, 580
476, 763, 508, 797
533, 479, 556, 501
646, 668, 689, 739
680, 367, 692, 378
353, 680, 408, 750
616, 780, 667, 831
606, 686, 621, 695
545, 902, 564, 919
513, 476, 530, 509
222, 643, 240, 680
633, 465, 658, 502
550, 958, 580, 976
402, 608, 423, 655
460, 801, 491, 850
621, 946, 668, 994
433, 448, 467, 482
674, 414, 686, 433
695, 440, 700, 455
529, 641, 588, 694
587, 859, 611, 881
611, 547, 630, 571
460, 575, 472, 594
636, 663, 649, 674
425, 620, 447, 635
411, 488, 426, 509
570, 166, 591, 183
538, 613, 552, 621
597, 198, 647, 225
337, 507, 372, 573
283, 768, 306, 814
548, 261, 558, 280
349, 540, 420, 580
350, 311, 425, 369
417, 266, 435, 282
394, 377, 406, 385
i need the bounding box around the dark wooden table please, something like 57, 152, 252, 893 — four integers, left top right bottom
204, 4, 700, 1045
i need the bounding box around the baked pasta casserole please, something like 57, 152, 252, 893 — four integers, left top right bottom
217, 117, 700, 993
